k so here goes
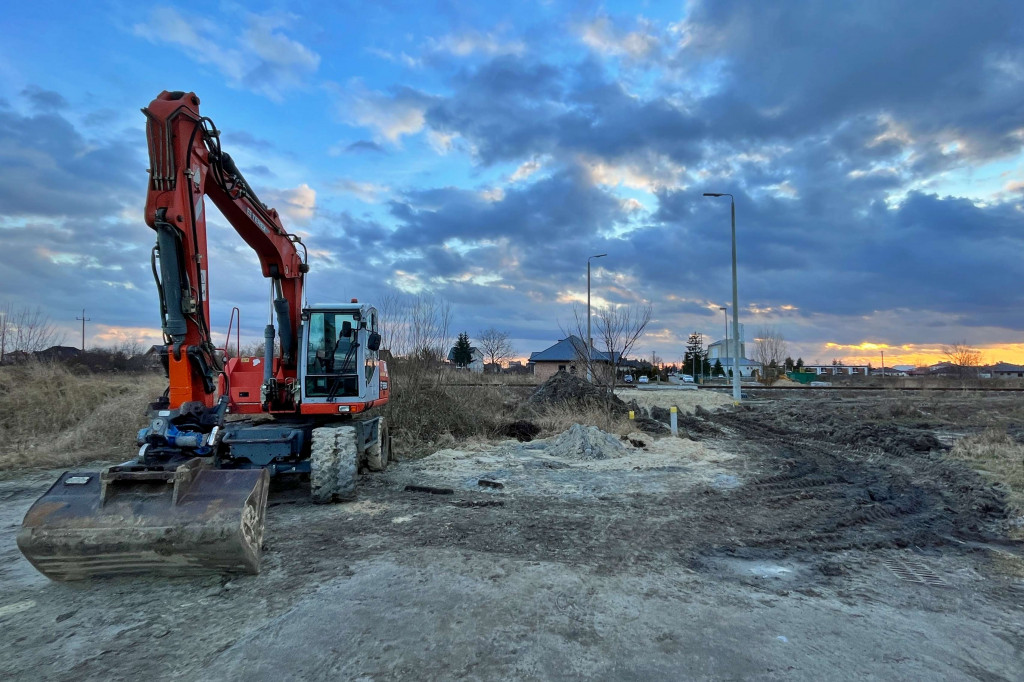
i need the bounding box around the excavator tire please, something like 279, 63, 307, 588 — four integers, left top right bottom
310, 425, 358, 503
365, 420, 391, 472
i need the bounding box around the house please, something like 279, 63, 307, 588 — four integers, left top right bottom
447, 345, 484, 372
707, 338, 746, 362
711, 356, 761, 378
989, 362, 1024, 379
35, 345, 82, 362
528, 335, 615, 382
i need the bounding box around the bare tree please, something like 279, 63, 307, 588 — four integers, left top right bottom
943, 340, 982, 380
0, 303, 65, 362
561, 302, 652, 401
477, 327, 516, 372
594, 303, 652, 392
407, 294, 452, 363
374, 292, 453, 363
752, 327, 787, 386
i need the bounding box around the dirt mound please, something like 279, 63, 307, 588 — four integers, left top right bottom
546, 424, 628, 460
500, 420, 541, 442
528, 371, 627, 413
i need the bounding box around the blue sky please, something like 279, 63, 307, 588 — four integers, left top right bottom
2, 0, 1023, 367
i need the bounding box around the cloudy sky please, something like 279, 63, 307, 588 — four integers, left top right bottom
2, 1, 1023, 367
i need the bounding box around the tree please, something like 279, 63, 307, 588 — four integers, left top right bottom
563, 302, 652, 403
753, 327, 788, 386
784, 356, 794, 372
684, 332, 706, 378
796, 357, 804, 370
713, 358, 724, 377
452, 332, 473, 368
0, 303, 65, 363
943, 340, 982, 380
477, 327, 515, 372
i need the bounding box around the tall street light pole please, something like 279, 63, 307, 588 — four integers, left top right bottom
587, 253, 607, 382
704, 193, 741, 402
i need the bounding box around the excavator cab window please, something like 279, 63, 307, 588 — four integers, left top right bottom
305, 311, 359, 397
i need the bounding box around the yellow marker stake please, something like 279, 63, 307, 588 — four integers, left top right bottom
670, 406, 678, 436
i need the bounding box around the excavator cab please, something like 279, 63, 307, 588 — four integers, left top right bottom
300, 303, 383, 406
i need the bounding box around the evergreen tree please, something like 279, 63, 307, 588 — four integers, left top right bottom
796, 357, 804, 370
784, 356, 794, 372
452, 332, 473, 367
713, 358, 724, 376
685, 332, 705, 377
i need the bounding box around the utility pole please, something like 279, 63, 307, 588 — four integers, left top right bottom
75, 309, 91, 351
880, 350, 885, 378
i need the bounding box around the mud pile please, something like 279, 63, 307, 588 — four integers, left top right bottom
528, 371, 627, 412
546, 424, 628, 460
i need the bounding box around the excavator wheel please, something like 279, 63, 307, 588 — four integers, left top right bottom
365, 420, 391, 472
310, 425, 358, 503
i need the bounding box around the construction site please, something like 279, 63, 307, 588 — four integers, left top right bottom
2, 370, 1023, 681
1, 89, 1022, 681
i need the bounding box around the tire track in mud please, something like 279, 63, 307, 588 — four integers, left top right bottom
691, 402, 1009, 556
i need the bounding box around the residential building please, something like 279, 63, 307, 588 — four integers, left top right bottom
528, 335, 615, 382
989, 362, 1024, 379
446, 346, 484, 372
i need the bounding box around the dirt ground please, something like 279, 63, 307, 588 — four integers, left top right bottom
2, 389, 1023, 681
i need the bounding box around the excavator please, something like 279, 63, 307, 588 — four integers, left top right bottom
17, 91, 391, 580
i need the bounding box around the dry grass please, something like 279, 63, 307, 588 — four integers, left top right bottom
529, 403, 634, 438
0, 363, 164, 470
950, 427, 1024, 524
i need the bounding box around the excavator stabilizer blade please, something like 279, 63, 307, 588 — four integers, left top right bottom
17, 459, 270, 581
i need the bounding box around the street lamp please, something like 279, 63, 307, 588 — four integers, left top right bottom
587, 253, 607, 382
704, 192, 741, 402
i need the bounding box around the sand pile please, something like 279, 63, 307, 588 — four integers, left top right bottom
546, 424, 628, 460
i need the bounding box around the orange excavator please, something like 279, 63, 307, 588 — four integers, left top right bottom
17, 91, 391, 580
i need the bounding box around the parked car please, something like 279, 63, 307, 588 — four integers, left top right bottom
638, 376, 649, 384
623, 374, 634, 383
681, 374, 694, 383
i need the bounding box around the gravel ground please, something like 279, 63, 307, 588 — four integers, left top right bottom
1, 390, 1023, 681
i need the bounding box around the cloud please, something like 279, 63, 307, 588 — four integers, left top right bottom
21, 86, 68, 112
578, 16, 663, 60
0, 104, 142, 219
260, 184, 316, 225
337, 140, 386, 155
338, 81, 437, 143
132, 8, 319, 101
332, 179, 390, 203
429, 30, 526, 58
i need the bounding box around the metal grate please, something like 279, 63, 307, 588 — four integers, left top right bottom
882, 556, 949, 587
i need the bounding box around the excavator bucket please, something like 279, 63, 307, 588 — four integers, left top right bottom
17, 459, 269, 581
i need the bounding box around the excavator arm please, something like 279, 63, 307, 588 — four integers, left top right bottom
142, 90, 307, 410
16, 92, 310, 580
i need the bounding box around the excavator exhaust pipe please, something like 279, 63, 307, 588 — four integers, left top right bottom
17, 459, 269, 581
